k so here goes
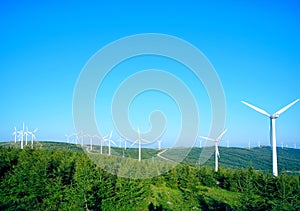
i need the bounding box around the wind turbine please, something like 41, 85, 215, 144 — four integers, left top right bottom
131, 128, 151, 162
28, 128, 38, 149
242, 99, 299, 176
86, 134, 94, 151
80, 132, 84, 146
12, 127, 17, 143
104, 131, 116, 156
25, 127, 29, 146
157, 140, 161, 150
100, 135, 106, 154
199, 129, 227, 172
17, 122, 25, 149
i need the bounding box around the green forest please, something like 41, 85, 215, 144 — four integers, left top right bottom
0, 144, 300, 210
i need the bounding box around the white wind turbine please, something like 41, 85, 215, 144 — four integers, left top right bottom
199, 129, 227, 172
99, 135, 106, 154
157, 140, 161, 150
25, 127, 30, 146
86, 134, 95, 151
242, 99, 299, 176
131, 128, 151, 162
12, 127, 17, 143
75, 133, 79, 145
104, 131, 116, 156
17, 122, 25, 149
80, 132, 84, 146
28, 128, 38, 149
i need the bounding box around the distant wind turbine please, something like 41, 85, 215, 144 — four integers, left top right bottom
242, 99, 299, 176
157, 140, 161, 150
104, 131, 116, 156
17, 122, 25, 149
86, 134, 95, 151
12, 127, 17, 143
25, 127, 29, 145
200, 129, 227, 172
28, 128, 38, 149
130, 128, 151, 162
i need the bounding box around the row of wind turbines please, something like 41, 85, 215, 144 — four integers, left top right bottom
65, 129, 162, 161
11, 99, 298, 177
12, 123, 38, 149
200, 99, 299, 177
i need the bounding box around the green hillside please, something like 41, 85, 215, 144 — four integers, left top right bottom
1, 141, 299, 175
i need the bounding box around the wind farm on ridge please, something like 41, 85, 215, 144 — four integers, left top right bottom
5, 99, 299, 177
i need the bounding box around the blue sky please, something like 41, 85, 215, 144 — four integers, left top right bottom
0, 0, 300, 148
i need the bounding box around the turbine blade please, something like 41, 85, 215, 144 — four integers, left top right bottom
110, 139, 117, 146
217, 129, 227, 141
199, 136, 215, 142
216, 146, 220, 158
241, 101, 270, 117
141, 138, 152, 144
130, 139, 138, 146
275, 99, 299, 116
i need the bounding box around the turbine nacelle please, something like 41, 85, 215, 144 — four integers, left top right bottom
271, 113, 279, 119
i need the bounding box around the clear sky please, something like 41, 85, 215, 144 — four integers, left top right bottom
0, 0, 300, 148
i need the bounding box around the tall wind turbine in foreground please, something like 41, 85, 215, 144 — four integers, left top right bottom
200, 129, 227, 172
242, 99, 299, 176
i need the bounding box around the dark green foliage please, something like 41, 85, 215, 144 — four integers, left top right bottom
0, 146, 299, 210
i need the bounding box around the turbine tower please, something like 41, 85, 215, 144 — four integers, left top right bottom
25, 127, 29, 145
85, 134, 93, 150
17, 122, 25, 149
200, 129, 227, 172
13, 127, 17, 143
104, 131, 116, 156
28, 128, 38, 149
157, 140, 161, 150
242, 99, 299, 176
130, 128, 150, 162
